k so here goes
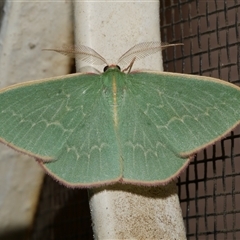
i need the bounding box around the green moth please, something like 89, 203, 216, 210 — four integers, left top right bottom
0, 42, 240, 187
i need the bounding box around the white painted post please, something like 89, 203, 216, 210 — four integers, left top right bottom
0, 2, 72, 237
73, 1, 186, 239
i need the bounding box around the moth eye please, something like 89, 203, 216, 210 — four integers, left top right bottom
116, 65, 121, 71
103, 65, 109, 72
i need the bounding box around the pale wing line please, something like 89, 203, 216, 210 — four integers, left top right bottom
123, 96, 186, 178
1, 90, 44, 122
124, 99, 162, 152
85, 126, 109, 178
228, 95, 240, 107
80, 89, 110, 177
6, 91, 74, 152
141, 128, 167, 173
165, 89, 233, 130
30, 80, 100, 156
125, 75, 231, 156
159, 94, 220, 132
127, 80, 202, 149
123, 76, 173, 150
152, 89, 230, 152
157, 95, 200, 143
146, 79, 229, 131
143, 135, 151, 178
44, 78, 105, 177
3, 89, 69, 129
124, 82, 180, 156
4, 94, 58, 143
127, 125, 160, 178
1, 77, 103, 160
164, 100, 221, 144
56, 75, 113, 178
27, 96, 74, 151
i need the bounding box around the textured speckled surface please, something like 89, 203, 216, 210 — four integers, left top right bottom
90, 183, 186, 239
0, 2, 73, 239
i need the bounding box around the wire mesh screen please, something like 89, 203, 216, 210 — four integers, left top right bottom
31, 1, 240, 239
160, 0, 240, 239
31, 176, 93, 240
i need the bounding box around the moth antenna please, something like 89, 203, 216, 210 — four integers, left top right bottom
43, 44, 108, 66
117, 42, 183, 66
122, 57, 136, 73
